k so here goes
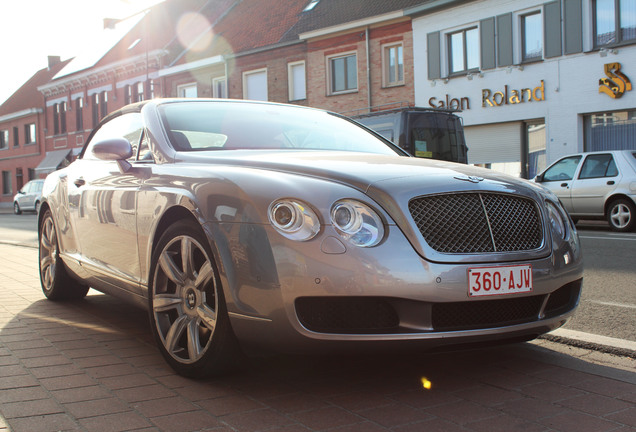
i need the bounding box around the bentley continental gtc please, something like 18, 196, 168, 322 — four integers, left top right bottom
39, 99, 583, 377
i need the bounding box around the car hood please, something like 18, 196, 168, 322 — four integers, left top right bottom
179, 150, 543, 200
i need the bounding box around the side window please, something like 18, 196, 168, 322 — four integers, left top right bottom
542, 156, 582, 181
579, 154, 617, 179
82, 113, 143, 160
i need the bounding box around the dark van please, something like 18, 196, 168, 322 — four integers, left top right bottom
352, 107, 468, 164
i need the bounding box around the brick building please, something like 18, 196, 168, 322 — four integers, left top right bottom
0, 57, 71, 207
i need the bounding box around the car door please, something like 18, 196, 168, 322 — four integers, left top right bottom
570, 153, 621, 216
536, 155, 582, 212
16, 182, 32, 209
66, 113, 145, 294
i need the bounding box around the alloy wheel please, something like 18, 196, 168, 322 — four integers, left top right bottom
40, 215, 58, 292
152, 235, 218, 364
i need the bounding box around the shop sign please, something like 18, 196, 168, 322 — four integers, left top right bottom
599, 63, 632, 99
428, 95, 470, 110
482, 80, 545, 107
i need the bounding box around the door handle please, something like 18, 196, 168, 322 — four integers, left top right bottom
560, 183, 569, 188
607, 180, 615, 185
74, 178, 86, 187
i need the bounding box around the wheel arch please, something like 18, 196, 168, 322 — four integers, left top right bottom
604, 193, 636, 215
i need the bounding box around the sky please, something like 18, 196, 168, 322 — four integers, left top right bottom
0, 0, 164, 105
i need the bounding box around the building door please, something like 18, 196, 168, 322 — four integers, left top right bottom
523, 120, 546, 179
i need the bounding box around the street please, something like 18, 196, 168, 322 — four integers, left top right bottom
0, 213, 634, 432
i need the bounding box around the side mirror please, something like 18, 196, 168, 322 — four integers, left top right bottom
91, 138, 133, 173
534, 173, 544, 183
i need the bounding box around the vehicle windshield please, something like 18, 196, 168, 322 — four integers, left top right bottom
159, 101, 403, 155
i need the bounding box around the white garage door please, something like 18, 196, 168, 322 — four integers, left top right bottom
464, 122, 522, 165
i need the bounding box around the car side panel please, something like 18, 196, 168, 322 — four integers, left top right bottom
571, 175, 621, 215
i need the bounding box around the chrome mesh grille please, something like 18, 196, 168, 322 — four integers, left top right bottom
408, 193, 543, 253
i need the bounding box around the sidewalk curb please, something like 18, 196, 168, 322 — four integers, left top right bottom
540, 328, 636, 359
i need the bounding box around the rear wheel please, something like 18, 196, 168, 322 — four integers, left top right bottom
14, 202, 21, 215
606, 198, 636, 232
39, 210, 89, 300
148, 220, 240, 378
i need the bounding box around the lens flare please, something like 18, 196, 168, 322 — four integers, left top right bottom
421, 377, 432, 390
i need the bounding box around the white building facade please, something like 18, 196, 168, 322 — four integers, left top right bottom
408, 0, 636, 178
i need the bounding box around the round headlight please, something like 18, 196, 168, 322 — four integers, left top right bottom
330, 199, 384, 247
546, 201, 566, 239
268, 200, 320, 241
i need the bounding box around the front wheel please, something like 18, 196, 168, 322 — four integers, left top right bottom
39, 210, 89, 300
14, 202, 21, 215
606, 198, 636, 232
148, 220, 240, 378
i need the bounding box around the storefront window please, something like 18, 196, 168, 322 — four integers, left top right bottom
584, 109, 636, 151
527, 123, 546, 179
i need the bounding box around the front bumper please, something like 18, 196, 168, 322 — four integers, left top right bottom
213, 223, 583, 352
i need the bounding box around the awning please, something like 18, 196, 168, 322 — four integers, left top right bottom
35, 149, 72, 173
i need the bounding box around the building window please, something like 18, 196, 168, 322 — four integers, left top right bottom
13, 127, 19, 147
328, 53, 357, 94
92, 94, 100, 128
2, 171, 11, 195
125, 85, 132, 105
595, 0, 636, 46
0, 130, 8, 149
76, 98, 84, 131
16, 168, 23, 191
137, 82, 146, 102
25, 123, 36, 144
53, 104, 60, 135
54, 102, 67, 135
100, 91, 108, 120
213, 77, 227, 98
383, 43, 404, 87
288, 61, 306, 101
584, 109, 636, 151
448, 27, 479, 74
243, 69, 268, 101
177, 83, 197, 98
28, 168, 36, 180
61, 102, 67, 134
522, 12, 543, 61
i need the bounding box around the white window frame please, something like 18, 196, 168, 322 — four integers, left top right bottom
513, 7, 543, 64
382, 42, 405, 87
326, 51, 358, 95
212, 76, 227, 98
177, 83, 197, 98
242, 68, 268, 101
288, 61, 307, 101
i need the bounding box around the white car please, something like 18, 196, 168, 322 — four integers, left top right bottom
13, 179, 44, 215
534, 150, 636, 232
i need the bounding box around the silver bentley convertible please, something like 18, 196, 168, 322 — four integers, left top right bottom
39, 99, 583, 377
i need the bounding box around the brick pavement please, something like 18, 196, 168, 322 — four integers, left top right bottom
0, 243, 635, 432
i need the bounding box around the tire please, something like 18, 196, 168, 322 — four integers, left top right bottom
606, 198, 636, 232
39, 210, 89, 300
35, 200, 41, 214
148, 220, 241, 378
14, 202, 21, 215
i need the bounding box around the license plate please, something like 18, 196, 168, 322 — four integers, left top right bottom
468, 265, 532, 297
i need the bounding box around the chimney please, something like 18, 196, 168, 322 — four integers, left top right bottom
47, 56, 61, 69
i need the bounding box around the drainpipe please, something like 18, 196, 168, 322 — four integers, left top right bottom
365, 26, 372, 112
224, 56, 229, 98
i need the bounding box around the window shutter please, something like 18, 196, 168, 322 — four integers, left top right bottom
544, 1, 563, 58
497, 13, 513, 67
563, 0, 583, 54
427, 31, 441, 80
480, 17, 496, 70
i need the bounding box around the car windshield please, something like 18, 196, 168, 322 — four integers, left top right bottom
158, 101, 403, 155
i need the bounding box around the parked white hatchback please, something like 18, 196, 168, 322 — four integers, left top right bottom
534, 150, 636, 232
